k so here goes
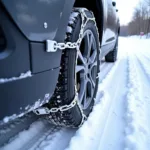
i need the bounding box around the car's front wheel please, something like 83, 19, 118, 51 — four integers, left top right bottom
48, 9, 100, 127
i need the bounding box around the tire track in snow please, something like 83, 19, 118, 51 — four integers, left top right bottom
99, 57, 120, 85
28, 127, 60, 150
98, 57, 128, 150
0, 113, 39, 147
0, 120, 60, 150
137, 53, 150, 74
99, 58, 121, 90
135, 54, 150, 83
30, 128, 77, 150
136, 50, 150, 63
21, 124, 61, 150
135, 55, 150, 138
124, 53, 150, 150
1, 120, 77, 150
99, 63, 114, 83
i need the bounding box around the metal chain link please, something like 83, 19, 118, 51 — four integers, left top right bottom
34, 8, 99, 127
54, 8, 96, 51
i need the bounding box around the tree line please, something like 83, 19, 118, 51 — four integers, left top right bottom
120, 0, 150, 37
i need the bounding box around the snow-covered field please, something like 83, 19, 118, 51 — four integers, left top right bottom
0, 37, 150, 150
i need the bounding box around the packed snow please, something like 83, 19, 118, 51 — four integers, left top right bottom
1, 37, 150, 150
0, 71, 32, 84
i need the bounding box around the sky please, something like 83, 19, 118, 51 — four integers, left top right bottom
115, 0, 140, 25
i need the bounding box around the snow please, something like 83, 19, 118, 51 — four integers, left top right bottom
125, 55, 149, 150
3, 114, 17, 124
1, 37, 150, 150
129, 33, 150, 39
0, 71, 32, 84
67, 26, 72, 33
1, 121, 49, 150
67, 12, 79, 33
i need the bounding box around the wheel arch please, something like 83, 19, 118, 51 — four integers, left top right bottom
74, 0, 104, 44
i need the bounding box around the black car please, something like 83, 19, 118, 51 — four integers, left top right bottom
0, 0, 120, 127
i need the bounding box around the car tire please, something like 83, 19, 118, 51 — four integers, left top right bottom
48, 9, 100, 127
105, 37, 118, 62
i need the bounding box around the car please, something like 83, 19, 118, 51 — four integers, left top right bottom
0, 0, 120, 127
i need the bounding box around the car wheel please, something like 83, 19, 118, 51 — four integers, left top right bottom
48, 9, 100, 127
105, 37, 118, 62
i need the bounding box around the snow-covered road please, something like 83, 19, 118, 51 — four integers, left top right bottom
0, 37, 150, 150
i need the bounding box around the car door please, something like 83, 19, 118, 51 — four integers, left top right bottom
102, 0, 117, 46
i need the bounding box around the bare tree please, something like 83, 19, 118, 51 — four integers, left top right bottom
145, 0, 150, 38
127, 0, 150, 37
120, 25, 128, 36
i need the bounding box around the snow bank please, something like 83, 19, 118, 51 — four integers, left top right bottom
124, 54, 149, 150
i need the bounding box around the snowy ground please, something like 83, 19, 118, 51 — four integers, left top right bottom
0, 37, 150, 150
129, 33, 150, 39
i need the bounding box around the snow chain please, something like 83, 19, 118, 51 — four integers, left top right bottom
46, 8, 98, 52
34, 8, 100, 128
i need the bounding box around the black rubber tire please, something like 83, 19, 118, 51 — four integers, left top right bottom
48, 9, 100, 127
105, 37, 118, 62
0, 27, 6, 52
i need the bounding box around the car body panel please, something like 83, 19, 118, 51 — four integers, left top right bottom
30, 42, 62, 73
0, 68, 59, 120
0, 3, 30, 78
101, 0, 118, 46
0, 1, 62, 120
1, 0, 75, 42
100, 0, 119, 57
